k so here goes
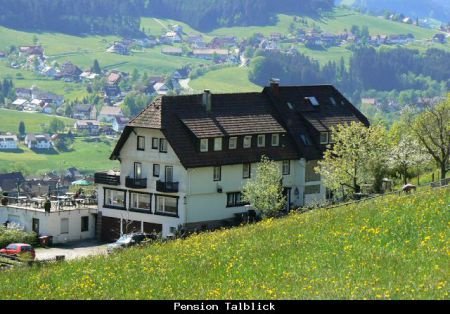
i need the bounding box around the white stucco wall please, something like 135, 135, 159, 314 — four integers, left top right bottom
97, 127, 187, 237
0, 206, 96, 244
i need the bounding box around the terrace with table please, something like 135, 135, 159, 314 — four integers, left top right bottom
4, 192, 98, 213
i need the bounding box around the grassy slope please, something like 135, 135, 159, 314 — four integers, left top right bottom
0, 137, 119, 175
0, 187, 448, 299
0, 109, 74, 133
0, 109, 119, 174
189, 67, 262, 93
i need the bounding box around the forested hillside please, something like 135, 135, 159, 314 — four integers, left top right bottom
249, 47, 450, 102
0, 0, 142, 36
144, 0, 334, 31
0, 0, 333, 35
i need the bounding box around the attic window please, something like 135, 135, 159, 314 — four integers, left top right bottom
320, 132, 329, 144
306, 96, 320, 106
300, 134, 312, 146
329, 97, 337, 106
200, 139, 208, 152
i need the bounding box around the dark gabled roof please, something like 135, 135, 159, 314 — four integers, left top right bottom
0, 172, 25, 192
262, 85, 370, 160
111, 85, 369, 167
111, 93, 298, 167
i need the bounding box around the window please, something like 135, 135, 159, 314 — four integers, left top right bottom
137, 136, 145, 151
213, 166, 221, 181
152, 138, 159, 149
200, 138, 208, 152
257, 135, 265, 147
320, 132, 328, 144
104, 188, 126, 209
155, 195, 178, 216
305, 161, 321, 182
271, 134, 280, 146
134, 162, 142, 179
329, 132, 335, 143
282, 160, 290, 175
304, 185, 321, 195
229, 137, 237, 149
81, 216, 89, 232
153, 164, 160, 177
214, 137, 222, 151
61, 218, 69, 234
130, 192, 151, 212
226, 192, 248, 207
159, 138, 168, 153
329, 97, 337, 106
243, 163, 251, 179
243, 136, 252, 148
306, 96, 320, 106
300, 134, 312, 146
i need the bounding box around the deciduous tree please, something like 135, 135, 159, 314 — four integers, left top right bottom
242, 156, 285, 218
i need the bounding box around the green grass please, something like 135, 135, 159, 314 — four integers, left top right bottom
189, 67, 262, 93
0, 136, 119, 175
0, 187, 448, 299
0, 109, 74, 133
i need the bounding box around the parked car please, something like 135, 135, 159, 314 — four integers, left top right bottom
0, 243, 36, 260
107, 232, 157, 254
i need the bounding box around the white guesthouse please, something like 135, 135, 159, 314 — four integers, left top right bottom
95, 82, 369, 241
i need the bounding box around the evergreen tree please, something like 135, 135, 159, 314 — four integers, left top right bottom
92, 59, 101, 74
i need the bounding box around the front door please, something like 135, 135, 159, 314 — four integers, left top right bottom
32, 218, 39, 234
165, 166, 173, 183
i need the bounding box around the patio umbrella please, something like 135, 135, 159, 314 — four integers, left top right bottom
71, 179, 92, 186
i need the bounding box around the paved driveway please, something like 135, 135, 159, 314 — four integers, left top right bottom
35, 239, 108, 261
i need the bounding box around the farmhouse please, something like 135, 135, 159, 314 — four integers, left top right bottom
0, 135, 18, 150
74, 120, 101, 136
24, 134, 52, 150
72, 104, 97, 120
94, 82, 369, 240
98, 105, 124, 123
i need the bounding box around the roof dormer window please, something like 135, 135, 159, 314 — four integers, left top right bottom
200, 138, 209, 152
243, 136, 252, 148
320, 132, 329, 144
214, 137, 222, 151
257, 135, 265, 147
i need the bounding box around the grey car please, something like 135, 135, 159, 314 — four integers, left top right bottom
106, 233, 156, 254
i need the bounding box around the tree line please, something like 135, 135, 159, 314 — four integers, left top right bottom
249, 47, 450, 103
0, 0, 333, 35
0, 0, 142, 36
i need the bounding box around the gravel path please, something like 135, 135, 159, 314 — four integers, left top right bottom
35, 239, 108, 261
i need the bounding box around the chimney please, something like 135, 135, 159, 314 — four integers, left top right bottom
270, 78, 280, 96
202, 89, 212, 112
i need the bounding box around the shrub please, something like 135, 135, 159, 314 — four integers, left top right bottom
0, 226, 38, 249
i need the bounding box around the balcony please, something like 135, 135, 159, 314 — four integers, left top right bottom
156, 180, 179, 193
94, 171, 120, 186
125, 177, 147, 189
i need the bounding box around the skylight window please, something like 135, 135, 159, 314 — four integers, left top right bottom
300, 134, 312, 146
305, 96, 320, 106
329, 97, 337, 106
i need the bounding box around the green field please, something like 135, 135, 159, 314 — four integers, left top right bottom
189, 67, 262, 93
0, 187, 448, 299
0, 137, 119, 175
0, 109, 74, 133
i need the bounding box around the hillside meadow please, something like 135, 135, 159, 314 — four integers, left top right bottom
0, 186, 448, 299
0, 137, 119, 175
